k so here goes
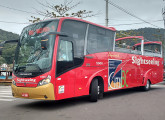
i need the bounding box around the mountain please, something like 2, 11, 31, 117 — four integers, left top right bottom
116, 28, 164, 42
0, 29, 19, 42
0, 29, 19, 65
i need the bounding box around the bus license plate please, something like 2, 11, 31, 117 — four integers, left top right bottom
22, 93, 29, 98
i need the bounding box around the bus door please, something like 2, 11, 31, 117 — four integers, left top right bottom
56, 39, 75, 100
56, 19, 88, 99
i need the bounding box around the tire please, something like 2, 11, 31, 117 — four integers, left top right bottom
89, 79, 98, 102
141, 80, 150, 91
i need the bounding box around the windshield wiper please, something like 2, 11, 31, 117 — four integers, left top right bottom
14, 65, 26, 73
26, 63, 43, 73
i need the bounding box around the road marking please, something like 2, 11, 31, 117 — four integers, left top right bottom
0, 90, 11, 93
0, 99, 15, 101
0, 93, 12, 95
0, 87, 16, 102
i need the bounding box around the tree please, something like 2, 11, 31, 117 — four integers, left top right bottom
0, 56, 6, 65
29, 0, 99, 23
1, 43, 17, 64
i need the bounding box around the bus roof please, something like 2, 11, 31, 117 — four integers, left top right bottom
30, 17, 116, 32
115, 36, 144, 41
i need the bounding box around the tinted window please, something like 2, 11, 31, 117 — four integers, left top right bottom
87, 25, 114, 54
57, 20, 87, 75
57, 40, 73, 61
61, 20, 87, 58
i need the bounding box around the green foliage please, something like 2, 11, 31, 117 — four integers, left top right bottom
0, 29, 19, 65
0, 56, 6, 65
2, 43, 17, 64
116, 28, 164, 42
0, 29, 19, 41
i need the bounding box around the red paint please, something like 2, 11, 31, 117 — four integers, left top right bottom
116, 36, 144, 41
22, 93, 29, 98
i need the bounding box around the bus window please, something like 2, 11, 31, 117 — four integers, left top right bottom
87, 25, 114, 54
57, 40, 73, 62
57, 40, 74, 75
57, 20, 87, 75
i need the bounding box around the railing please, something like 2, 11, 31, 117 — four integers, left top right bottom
0, 67, 12, 83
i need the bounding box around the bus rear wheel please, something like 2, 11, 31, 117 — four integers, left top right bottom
89, 79, 98, 102
141, 80, 151, 91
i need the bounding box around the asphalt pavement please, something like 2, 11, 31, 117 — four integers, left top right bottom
0, 82, 165, 120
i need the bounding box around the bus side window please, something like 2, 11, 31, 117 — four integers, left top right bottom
87, 25, 114, 54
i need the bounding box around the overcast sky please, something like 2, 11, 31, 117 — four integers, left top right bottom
0, 0, 164, 34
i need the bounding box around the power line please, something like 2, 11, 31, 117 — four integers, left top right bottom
97, 19, 163, 26
109, 20, 164, 26
108, 0, 164, 29
0, 4, 40, 16
0, 20, 29, 24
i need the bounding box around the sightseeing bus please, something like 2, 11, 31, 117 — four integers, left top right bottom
0, 18, 163, 102
115, 36, 163, 89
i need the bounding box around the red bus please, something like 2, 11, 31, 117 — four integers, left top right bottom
0, 18, 163, 102
133, 40, 165, 79
115, 36, 163, 89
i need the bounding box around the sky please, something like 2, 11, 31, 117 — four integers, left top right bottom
0, 0, 164, 34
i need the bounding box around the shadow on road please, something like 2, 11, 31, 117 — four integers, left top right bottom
103, 87, 161, 99
16, 96, 90, 111
15, 86, 163, 110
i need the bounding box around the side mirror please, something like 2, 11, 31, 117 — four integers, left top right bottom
41, 38, 48, 50
40, 31, 69, 50
0, 40, 18, 55
0, 47, 3, 55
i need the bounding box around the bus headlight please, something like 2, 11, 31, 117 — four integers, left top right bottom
12, 79, 16, 86
38, 75, 51, 86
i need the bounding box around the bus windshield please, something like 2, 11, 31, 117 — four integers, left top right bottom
14, 20, 59, 77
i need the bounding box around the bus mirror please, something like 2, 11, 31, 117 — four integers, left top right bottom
0, 40, 18, 55
41, 38, 48, 50
42, 32, 69, 37
40, 32, 69, 50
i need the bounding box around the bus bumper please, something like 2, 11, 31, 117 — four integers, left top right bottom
11, 83, 55, 100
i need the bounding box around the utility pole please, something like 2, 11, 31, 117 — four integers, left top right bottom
163, 0, 165, 28
105, 0, 109, 27
162, 0, 165, 62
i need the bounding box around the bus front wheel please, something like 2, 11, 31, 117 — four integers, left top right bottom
89, 79, 98, 102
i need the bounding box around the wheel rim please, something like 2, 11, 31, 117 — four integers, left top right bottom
98, 86, 100, 95
146, 80, 150, 89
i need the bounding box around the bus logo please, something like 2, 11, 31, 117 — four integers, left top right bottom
108, 60, 122, 90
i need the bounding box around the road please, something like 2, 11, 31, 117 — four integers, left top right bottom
0, 82, 165, 120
